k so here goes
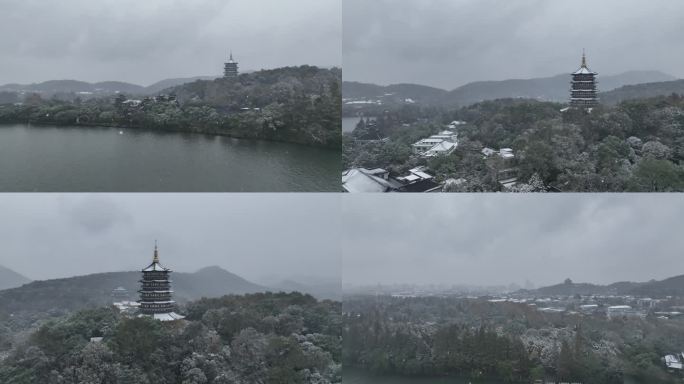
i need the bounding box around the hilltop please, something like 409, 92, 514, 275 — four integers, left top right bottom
0, 266, 31, 290
526, 274, 684, 298
0, 76, 218, 96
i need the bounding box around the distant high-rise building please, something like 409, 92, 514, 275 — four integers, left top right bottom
138, 243, 184, 321
570, 50, 598, 108
224, 51, 239, 78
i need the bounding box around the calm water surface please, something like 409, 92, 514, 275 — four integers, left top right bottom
342, 117, 360, 133
0, 124, 339, 191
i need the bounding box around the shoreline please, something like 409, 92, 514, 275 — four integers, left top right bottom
0, 121, 341, 151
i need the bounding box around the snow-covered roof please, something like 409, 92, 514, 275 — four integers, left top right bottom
572, 66, 597, 75
413, 171, 433, 179
413, 138, 445, 146
608, 305, 632, 310
399, 174, 421, 182
665, 355, 683, 369
342, 168, 400, 193
482, 147, 496, 156
424, 141, 457, 157
153, 312, 185, 321
142, 261, 169, 272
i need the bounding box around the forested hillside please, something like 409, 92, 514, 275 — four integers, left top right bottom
344, 93, 684, 191
344, 295, 684, 383
0, 292, 341, 384
0, 66, 341, 148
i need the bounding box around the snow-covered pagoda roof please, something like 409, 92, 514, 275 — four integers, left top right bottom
152, 312, 185, 321
572, 51, 597, 75
142, 244, 170, 272
572, 66, 596, 75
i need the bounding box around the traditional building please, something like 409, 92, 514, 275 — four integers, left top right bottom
111, 286, 129, 301
224, 51, 239, 78
570, 51, 599, 107
138, 243, 184, 321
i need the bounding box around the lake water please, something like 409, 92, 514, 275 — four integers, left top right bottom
0, 124, 340, 192
342, 117, 360, 133
343, 368, 508, 384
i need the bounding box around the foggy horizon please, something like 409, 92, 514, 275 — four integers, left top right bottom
343, 195, 684, 288
0, 194, 341, 284
0, 0, 341, 85
343, 0, 684, 89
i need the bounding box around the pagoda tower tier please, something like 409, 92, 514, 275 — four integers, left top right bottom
224, 51, 239, 78
137, 243, 184, 321
570, 50, 599, 107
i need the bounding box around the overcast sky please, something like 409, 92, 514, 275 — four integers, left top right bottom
0, 0, 341, 85
343, 194, 684, 288
0, 194, 340, 284
343, 0, 684, 89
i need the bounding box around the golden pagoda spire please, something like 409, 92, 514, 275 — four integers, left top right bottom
581, 49, 587, 68
153, 240, 159, 263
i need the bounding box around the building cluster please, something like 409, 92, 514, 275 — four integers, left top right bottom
342, 166, 442, 193
119, 94, 178, 111
485, 292, 681, 321
482, 147, 515, 159
411, 126, 459, 158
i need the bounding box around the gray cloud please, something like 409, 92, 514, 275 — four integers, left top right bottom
0, 0, 341, 85
342, 195, 684, 287
343, 0, 684, 89
0, 194, 340, 283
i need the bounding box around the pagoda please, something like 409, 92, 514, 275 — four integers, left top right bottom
138, 243, 184, 321
224, 51, 239, 79
570, 50, 598, 108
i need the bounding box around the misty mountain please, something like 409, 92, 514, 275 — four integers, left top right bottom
343, 70, 677, 107
343, 81, 448, 103
0, 265, 31, 290
144, 76, 218, 94
627, 275, 684, 297
0, 266, 266, 315
528, 274, 684, 298
599, 79, 684, 104
0, 76, 218, 96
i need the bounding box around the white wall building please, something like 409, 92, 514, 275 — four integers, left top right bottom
412, 130, 458, 157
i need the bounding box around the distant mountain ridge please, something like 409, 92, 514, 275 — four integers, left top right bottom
343, 70, 678, 107
0, 266, 265, 315
0, 265, 31, 290
0, 76, 218, 95
526, 274, 684, 298
0, 266, 339, 316
600, 79, 684, 104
